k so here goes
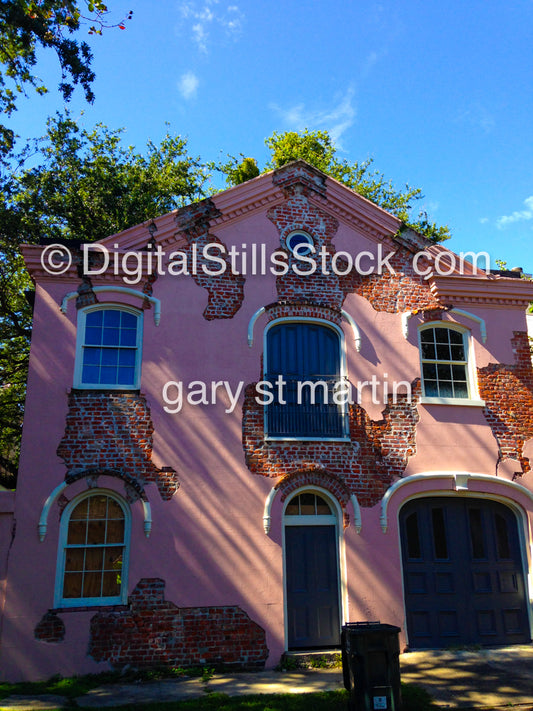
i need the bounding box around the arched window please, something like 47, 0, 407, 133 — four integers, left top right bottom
74, 306, 143, 389
55, 491, 130, 607
419, 324, 477, 401
285, 492, 334, 516
265, 320, 347, 439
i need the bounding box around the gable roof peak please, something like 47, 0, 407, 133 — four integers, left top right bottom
271, 159, 328, 197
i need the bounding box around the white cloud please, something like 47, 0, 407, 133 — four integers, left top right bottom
191, 22, 208, 52
178, 1, 244, 53
178, 71, 199, 100
455, 103, 495, 134
497, 196, 533, 229
360, 48, 389, 80
270, 87, 356, 145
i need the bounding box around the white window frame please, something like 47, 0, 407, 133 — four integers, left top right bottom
263, 317, 350, 441
418, 321, 484, 407
73, 305, 143, 389
54, 489, 131, 608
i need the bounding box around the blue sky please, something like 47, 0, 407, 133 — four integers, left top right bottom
8, 0, 533, 272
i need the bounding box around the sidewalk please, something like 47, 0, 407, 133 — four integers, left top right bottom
1, 645, 533, 710
401, 644, 533, 708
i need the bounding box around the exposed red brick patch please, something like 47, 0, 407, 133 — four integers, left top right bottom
272, 162, 327, 197
268, 193, 343, 308
89, 578, 268, 670
355, 250, 442, 313
34, 611, 65, 643
57, 391, 179, 500
175, 199, 245, 320
275, 468, 352, 527
478, 331, 533, 475
267, 173, 439, 316
242, 382, 419, 508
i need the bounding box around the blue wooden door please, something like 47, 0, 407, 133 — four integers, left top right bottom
286, 525, 341, 648
400, 497, 530, 648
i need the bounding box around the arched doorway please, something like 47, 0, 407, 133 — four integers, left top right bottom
284, 490, 341, 649
400, 496, 530, 648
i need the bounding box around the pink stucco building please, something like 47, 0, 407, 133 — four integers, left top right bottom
1, 160, 533, 681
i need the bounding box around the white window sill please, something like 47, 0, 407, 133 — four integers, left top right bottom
73, 384, 140, 390
419, 396, 486, 407
55, 596, 126, 609
265, 436, 351, 443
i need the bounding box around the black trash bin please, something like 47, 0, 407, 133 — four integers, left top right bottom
341, 621, 402, 711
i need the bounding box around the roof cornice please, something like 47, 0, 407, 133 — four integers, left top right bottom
429, 274, 533, 308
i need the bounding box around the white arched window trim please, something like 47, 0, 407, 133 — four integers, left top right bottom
263, 486, 361, 533
38, 479, 151, 541
247, 307, 361, 351
61, 287, 161, 325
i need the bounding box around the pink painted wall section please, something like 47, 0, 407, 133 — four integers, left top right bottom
2, 163, 533, 680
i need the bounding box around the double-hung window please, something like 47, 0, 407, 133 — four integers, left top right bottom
419, 324, 480, 403
55, 491, 130, 607
75, 306, 142, 388
265, 320, 347, 439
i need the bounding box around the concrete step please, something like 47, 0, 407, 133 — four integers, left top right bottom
280, 649, 342, 669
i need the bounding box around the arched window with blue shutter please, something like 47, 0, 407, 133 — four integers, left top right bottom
265, 320, 347, 439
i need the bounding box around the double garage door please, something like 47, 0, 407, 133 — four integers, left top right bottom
400, 497, 530, 648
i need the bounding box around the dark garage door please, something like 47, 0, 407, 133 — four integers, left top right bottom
400, 497, 530, 648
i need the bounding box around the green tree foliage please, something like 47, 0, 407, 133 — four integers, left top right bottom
0, 114, 207, 486
7, 114, 207, 243
266, 129, 450, 242
217, 155, 260, 187
0, 254, 31, 487
0, 1, 132, 156
220, 129, 450, 243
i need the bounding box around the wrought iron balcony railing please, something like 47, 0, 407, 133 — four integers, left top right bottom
264, 374, 348, 439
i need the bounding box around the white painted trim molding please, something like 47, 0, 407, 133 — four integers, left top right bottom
351, 494, 362, 533
38, 480, 68, 541
247, 306, 266, 347
401, 308, 487, 343
380, 471, 533, 532
38, 480, 152, 541
341, 310, 361, 352
450, 308, 487, 343
401, 311, 412, 339
263, 487, 277, 534
248, 306, 362, 352
61, 287, 161, 325
263, 487, 362, 533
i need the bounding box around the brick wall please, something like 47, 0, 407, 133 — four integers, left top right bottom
34, 611, 65, 643
175, 199, 246, 320
88, 579, 268, 670
478, 331, 533, 475
243, 381, 419, 508
243, 165, 427, 509
57, 390, 179, 500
